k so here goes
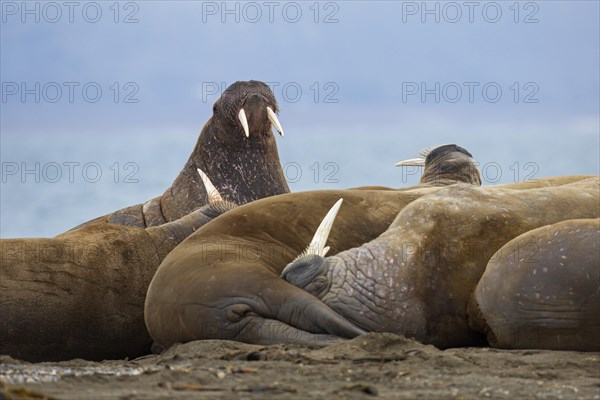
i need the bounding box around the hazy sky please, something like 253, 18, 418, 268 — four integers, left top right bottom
1, 1, 599, 237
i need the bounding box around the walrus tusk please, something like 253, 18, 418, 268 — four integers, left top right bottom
238, 108, 250, 137
293, 198, 343, 262
197, 168, 223, 203
394, 157, 426, 167
267, 106, 284, 136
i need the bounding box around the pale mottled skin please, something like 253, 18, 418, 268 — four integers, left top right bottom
284, 177, 599, 348
469, 218, 600, 351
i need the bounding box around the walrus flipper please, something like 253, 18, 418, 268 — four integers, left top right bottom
235, 317, 343, 347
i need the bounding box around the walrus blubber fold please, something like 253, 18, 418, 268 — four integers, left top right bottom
469, 217, 600, 351
0, 171, 235, 362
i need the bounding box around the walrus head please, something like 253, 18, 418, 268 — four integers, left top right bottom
213, 80, 283, 139
395, 144, 482, 186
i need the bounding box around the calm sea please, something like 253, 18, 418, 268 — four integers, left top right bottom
1, 126, 598, 238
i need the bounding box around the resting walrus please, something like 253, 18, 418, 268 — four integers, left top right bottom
144, 144, 485, 348
0, 172, 235, 362
145, 145, 592, 348
469, 218, 600, 351
75, 80, 289, 229
283, 177, 599, 348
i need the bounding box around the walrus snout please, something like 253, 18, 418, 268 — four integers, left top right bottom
217, 80, 282, 138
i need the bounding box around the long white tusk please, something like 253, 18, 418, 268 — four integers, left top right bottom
266, 106, 284, 136
293, 198, 343, 262
394, 157, 426, 167
238, 108, 250, 138
197, 168, 223, 203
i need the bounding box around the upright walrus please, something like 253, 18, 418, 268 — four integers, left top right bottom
282, 177, 599, 348
469, 218, 600, 351
0, 172, 235, 362
76, 80, 289, 228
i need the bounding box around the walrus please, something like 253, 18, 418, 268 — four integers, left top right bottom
145, 142, 591, 348
282, 177, 599, 348
74, 80, 289, 229
0, 171, 235, 362
143, 144, 486, 348
468, 218, 600, 351
394, 144, 481, 186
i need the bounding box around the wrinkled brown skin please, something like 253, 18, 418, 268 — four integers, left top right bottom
145, 188, 435, 348
469, 218, 600, 351
73, 80, 289, 229
144, 176, 591, 349
0, 203, 231, 362
283, 177, 599, 349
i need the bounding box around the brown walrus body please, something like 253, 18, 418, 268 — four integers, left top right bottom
0, 203, 234, 362
0, 81, 290, 362
74, 80, 289, 229
143, 145, 484, 347
283, 177, 599, 348
145, 142, 592, 348
144, 188, 436, 348
469, 218, 600, 351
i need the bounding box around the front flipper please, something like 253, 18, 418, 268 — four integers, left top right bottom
236, 316, 344, 346
281, 254, 333, 298
252, 275, 367, 340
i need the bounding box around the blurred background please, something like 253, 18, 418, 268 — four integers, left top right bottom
1, 1, 598, 237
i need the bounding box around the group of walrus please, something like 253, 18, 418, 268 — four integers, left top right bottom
1, 81, 598, 363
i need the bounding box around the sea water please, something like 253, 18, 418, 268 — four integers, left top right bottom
1, 125, 598, 238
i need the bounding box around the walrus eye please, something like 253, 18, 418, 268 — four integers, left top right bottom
212, 102, 218, 114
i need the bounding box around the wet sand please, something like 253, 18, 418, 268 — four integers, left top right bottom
1, 333, 599, 399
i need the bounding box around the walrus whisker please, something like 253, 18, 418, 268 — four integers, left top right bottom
394, 145, 440, 167
267, 106, 284, 136
238, 108, 250, 137
196, 168, 223, 204
292, 198, 343, 263
419, 146, 436, 158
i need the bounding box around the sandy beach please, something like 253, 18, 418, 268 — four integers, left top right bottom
1, 333, 599, 399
